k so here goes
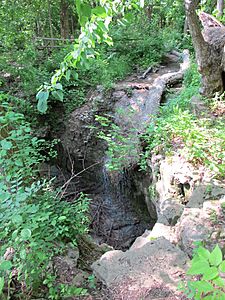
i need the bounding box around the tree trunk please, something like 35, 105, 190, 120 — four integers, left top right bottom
185, 0, 224, 96
47, 0, 54, 47
217, 0, 224, 17
60, 0, 70, 39
145, 5, 153, 21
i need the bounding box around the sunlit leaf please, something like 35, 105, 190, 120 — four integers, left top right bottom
0, 260, 12, 271
20, 229, 32, 240
209, 245, 222, 267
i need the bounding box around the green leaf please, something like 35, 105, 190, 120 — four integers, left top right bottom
58, 216, 67, 221
203, 296, 215, 300
191, 280, 214, 293
72, 71, 78, 80
12, 215, 23, 224
81, 3, 91, 19
220, 260, 225, 272
1, 140, 12, 150
212, 276, 225, 288
12, 230, 18, 239
76, 0, 81, 16
20, 249, 26, 260
37, 90, 49, 113
217, 292, 225, 300
65, 70, 71, 81
202, 266, 218, 280
0, 277, 4, 294
52, 90, 64, 101
92, 7, 107, 18
0, 260, 12, 271
36, 90, 49, 102
20, 229, 31, 241
197, 246, 210, 260
54, 83, 63, 90
209, 244, 223, 266
187, 260, 210, 275
16, 193, 28, 202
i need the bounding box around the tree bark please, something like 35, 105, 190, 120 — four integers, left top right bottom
60, 0, 70, 39
145, 5, 153, 21
185, 0, 224, 96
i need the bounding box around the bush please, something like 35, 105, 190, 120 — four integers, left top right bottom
179, 244, 225, 299
0, 93, 89, 298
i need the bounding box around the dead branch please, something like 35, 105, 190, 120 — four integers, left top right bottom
56, 161, 101, 200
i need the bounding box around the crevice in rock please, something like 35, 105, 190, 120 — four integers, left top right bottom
43, 50, 191, 251
222, 70, 225, 91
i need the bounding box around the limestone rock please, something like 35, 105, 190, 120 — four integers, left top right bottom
158, 198, 185, 225
186, 185, 207, 208
92, 237, 189, 300
156, 156, 195, 202
175, 197, 225, 256
149, 223, 178, 244
130, 229, 152, 250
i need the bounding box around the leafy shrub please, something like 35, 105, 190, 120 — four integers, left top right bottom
179, 244, 225, 299
0, 93, 89, 298
95, 114, 139, 171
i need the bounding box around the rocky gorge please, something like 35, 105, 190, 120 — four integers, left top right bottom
42, 50, 225, 299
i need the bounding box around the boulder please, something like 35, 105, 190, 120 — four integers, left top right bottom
175, 197, 225, 256
92, 237, 189, 300
158, 198, 185, 225
148, 223, 178, 244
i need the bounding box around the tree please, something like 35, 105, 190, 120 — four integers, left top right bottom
185, 0, 225, 96
36, 0, 146, 112
60, 0, 70, 39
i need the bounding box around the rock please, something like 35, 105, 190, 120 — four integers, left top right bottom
53, 245, 80, 284
149, 223, 178, 244
175, 197, 225, 256
186, 185, 207, 208
187, 182, 225, 208
130, 223, 178, 249
205, 183, 225, 200
155, 155, 195, 204
130, 230, 152, 250
175, 207, 210, 256
158, 198, 185, 225
92, 237, 189, 300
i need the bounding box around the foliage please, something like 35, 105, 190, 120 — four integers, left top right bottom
36, 0, 150, 112
0, 0, 186, 117
141, 64, 225, 178
95, 114, 139, 171
0, 93, 89, 298
179, 244, 225, 299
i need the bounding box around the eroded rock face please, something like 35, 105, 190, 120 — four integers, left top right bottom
92, 237, 189, 300
175, 197, 225, 256
91, 155, 225, 298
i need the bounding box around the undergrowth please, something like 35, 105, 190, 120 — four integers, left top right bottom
97, 63, 225, 178
141, 64, 225, 178
0, 93, 89, 299
179, 244, 225, 299
0, 13, 181, 118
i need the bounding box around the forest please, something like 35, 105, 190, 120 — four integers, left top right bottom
0, 0, 225, 299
